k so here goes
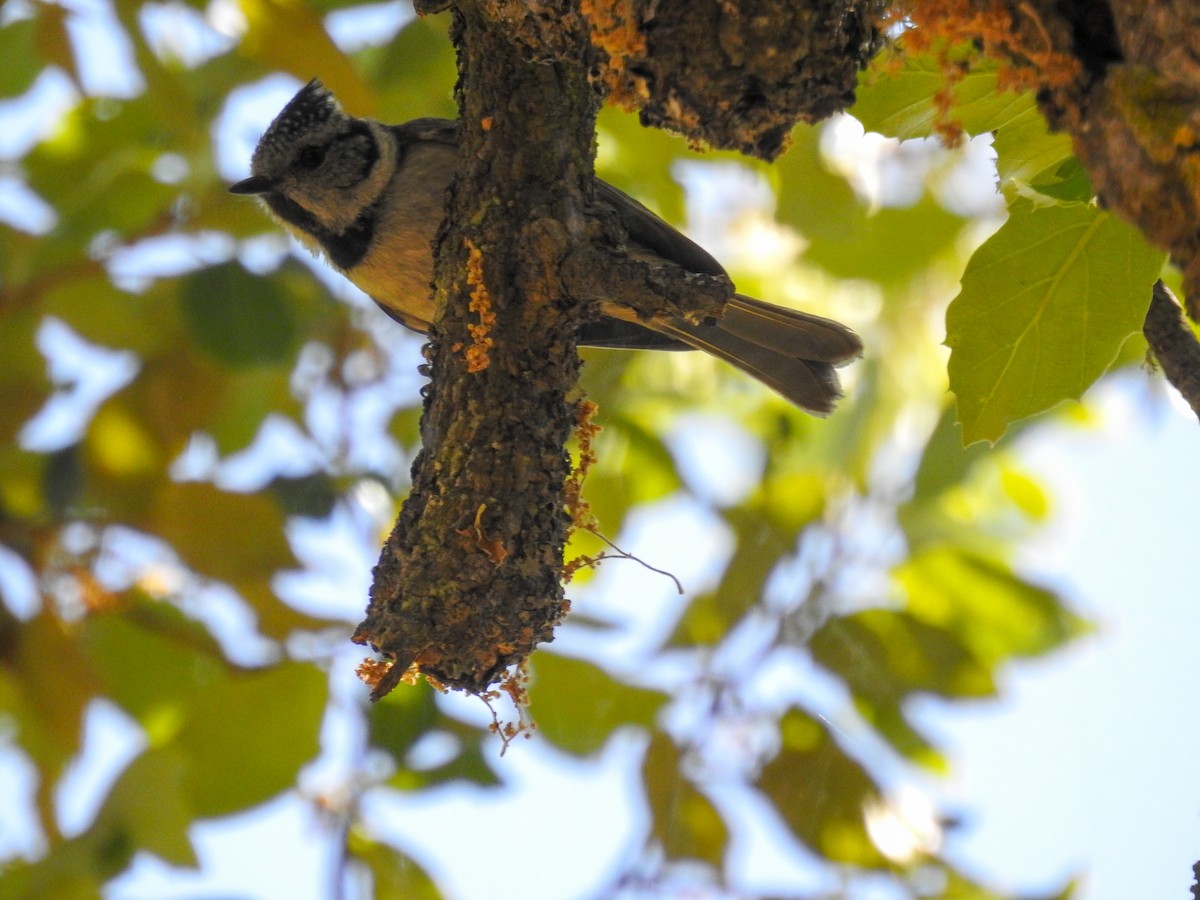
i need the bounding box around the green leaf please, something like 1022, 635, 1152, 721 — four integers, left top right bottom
947, 199, 1165, 444
597, 106, 690, 226
775, 124, 867, 242
180, 262, 298, 368
577, 413, 682, 538
93, 747, 197, 866
897, 546, 1089, 666
669, 504, 802, 647
3, 610, 99, 794
84, 602, 228, 732
757, 708, 886, 867
802, 195, 967, 285
812, 609, 996, 699
0, 308, 52, 446
643, 732, 728, 865
238, 0, 370, 113
0, 19, 43, 98
368, 681, 441, 764
989, 101, 1076, 188
348, 829, 442, 900
854, 53, 1073, 187
809, 609, 994, 766
176, 660, 326, 818
854, 55, 1012, 140
142, 481, 297, 584
371, 15, 458, 122
528, 652, 667, 756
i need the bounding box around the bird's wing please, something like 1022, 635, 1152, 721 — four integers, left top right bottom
594, 179, 727, 278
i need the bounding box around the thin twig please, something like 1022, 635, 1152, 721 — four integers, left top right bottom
590, 531, 685, 595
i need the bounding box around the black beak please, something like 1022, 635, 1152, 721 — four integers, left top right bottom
229, 175, 276, 195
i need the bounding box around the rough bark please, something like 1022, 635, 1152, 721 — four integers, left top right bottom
588, 0, 888, 159
353, 0, 733, 697
352, 0, 597, 696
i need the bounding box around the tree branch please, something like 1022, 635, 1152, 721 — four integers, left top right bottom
1144, 280, 1200, 421
353, 0, 601, 696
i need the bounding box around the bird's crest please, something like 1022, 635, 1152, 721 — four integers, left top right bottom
251, 80, 345, 169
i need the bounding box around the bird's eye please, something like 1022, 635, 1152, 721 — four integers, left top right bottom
296, 146, 326, 170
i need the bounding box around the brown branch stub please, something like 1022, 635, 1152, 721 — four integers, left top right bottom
583, 0, 889, 160
1144, 280, 1200, 422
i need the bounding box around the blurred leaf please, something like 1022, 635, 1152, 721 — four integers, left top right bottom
238, 0, 371, 112
371, 15, 458, 122
368, 680, 441, 765
142, 481, 296, 584
1000, 465, 1050, 521
947, 199, 1165, 444
42, 445, 85, 518
348, 828, 442, 900
35, 3, 80, 90
25, 101, 177, 244
802, 195, 967, 285
907, 406, 995, 508
757, 708, 886, 867
643, 732, 727, 865
84, 601, 229, 731
3, 614, 98, 782
0, 839, 109, 900
91, 746, 197, 866
0, 18, 43, 98
42, 276, 178, 357
0, 308, 52, 446
3, 611, 100, 807
207, 365, 301, 454
180, 262, 298, 368
776, 124, 867, 241
581, 414, 682, 534
809, 609, 993, 766
176, 660, 326, 817
268, 472, 339, 519
0, 446, 50, 523
669, 504, 800, 647
597, 106, 690, 226
388, 718, 500, 790
897, 546, 1089, 666
238, 579, 340, 641
85, 403, 164, 483
529, 652, 667, 756
813, 609, 996, 699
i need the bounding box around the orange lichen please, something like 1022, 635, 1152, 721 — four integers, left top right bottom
455, 502, 509, 566
562, 397, 600, 535
463, 238, 495, 373
580, 0, 648, 109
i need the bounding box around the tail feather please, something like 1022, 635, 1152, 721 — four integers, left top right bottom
589, 293, 862, 414
721, 294, 862, 364
653, 317, 848, 415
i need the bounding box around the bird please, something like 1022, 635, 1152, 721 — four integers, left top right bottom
229, 80, 862, 414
